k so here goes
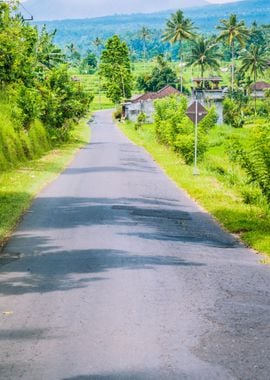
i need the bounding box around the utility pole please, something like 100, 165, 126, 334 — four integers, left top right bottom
186, 97, 208, 176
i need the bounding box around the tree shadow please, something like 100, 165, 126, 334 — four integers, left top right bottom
0, 193, 240, 296
0, 328, 59, 341
0, 247, 204, 296
62, 369, 188, 380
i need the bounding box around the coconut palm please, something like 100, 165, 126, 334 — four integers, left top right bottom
92, 37, 103, 109
240, 44, 269, 113
216, 14, 249, 90
163, 10, 196, 93
187, 37, 221, 81
139, 26, 151, 73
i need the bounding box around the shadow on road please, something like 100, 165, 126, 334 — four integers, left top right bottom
0, 247, 204, 296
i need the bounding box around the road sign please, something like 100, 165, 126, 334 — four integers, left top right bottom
185, 100, 208, 176
186, 101, 208, 124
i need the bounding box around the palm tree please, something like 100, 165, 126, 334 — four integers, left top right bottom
240, 44, 269, 113
139, 26, 151, 73
92, 37, 103, 109
92, 37, 103, 57
216, 14, 249, 91
163, 10, 196, 93
187, 37, 221, 81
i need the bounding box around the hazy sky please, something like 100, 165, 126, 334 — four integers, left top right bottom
20, 0, 242, 21
208, 0, 240, 2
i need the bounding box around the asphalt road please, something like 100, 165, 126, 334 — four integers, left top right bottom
0, 110, 269, 380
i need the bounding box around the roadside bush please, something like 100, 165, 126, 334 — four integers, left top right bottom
223, 98, 244, 128
17, 85, 43, 128
175, 131, 208, 164
0, 3, 93, 172
135, 112, 147, 130
114, 107, 122, 120
228, 122, 270, 202
154, 96, 216, 164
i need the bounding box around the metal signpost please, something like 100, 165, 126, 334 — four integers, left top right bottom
186, 100, 208, 175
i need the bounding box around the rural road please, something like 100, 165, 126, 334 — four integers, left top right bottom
0, 110, 270, 380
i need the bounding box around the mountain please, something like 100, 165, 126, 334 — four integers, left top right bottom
21, 0, 209, 21
25, 0, 269, 57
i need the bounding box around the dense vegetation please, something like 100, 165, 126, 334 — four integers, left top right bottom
0, 1, 92, 171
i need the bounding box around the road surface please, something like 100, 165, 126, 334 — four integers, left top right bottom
0, 110, 269, 380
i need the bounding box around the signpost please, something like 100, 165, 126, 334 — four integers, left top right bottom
186, 100, 208, 175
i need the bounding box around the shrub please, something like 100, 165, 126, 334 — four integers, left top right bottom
228, 122, 270, 202
223, 98, 244, 128
114, 107, 122, 120
135, 112, 147, 130
153, 96, 215, 164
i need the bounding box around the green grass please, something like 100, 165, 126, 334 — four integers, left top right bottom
118, 121, 270, 258
76, 73, 114, 110
0, 118, 91, 248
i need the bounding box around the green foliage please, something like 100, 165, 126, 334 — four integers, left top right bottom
154, 96, 216, 164
223, 97, 244, 128
0, 2, 92, 170
199, 106, 218, 132
135, 112, 147, 130
229, 122, 270, 202
137, 55, 177, 92
0, 99, 50, 170
99, 35, 133, 103
79, 51, 98, 74
187, 37, 221, 79
113, 107, 122, 120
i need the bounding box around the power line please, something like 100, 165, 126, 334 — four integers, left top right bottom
19, 1, 34, 21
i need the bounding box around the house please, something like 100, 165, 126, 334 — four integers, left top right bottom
122, 85, 180, 122
192, 77, 226, 101
250, 81, 270, 99
191, 77, 227, 125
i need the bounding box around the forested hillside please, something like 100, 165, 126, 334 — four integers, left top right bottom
31, 0, 270, 55
22, 0, 208, 20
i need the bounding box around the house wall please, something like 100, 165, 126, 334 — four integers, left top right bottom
251, 90, 266, 99
125, 100, 154, 123
125, 95, 224, 125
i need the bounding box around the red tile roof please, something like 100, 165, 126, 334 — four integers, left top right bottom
251, 81, 270, 91
131, 85, 180, 103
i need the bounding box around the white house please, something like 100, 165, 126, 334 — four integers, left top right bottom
122, 85, 181, 122
250, 81, 270, 99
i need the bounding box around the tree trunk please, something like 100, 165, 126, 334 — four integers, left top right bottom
254, 71, 257, 115
179, 40, 183, 93
201, 65, 204, 87
143, 39, 146, 73
231, 41, 235, 91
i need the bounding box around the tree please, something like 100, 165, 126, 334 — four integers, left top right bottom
139, 26, 151, 72
99, 35, 132, 104
187, 37, 221, 80
216, 14, 249, 91
65, 42, 81, 66
163, 10, 196, 93
137, 55, 177, 92
93, 37, 102, 53
80, 51, 97, 74
240, 44, 269, 113
37, 26, 65, 70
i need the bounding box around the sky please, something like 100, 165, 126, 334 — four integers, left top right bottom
20, 0, 242, 21
208, 0, 239, 3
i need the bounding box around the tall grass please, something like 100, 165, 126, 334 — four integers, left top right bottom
0, 98, 50, 171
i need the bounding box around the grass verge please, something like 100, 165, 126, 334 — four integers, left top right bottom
118, 121, 270, 259
0, 118, 91, 248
